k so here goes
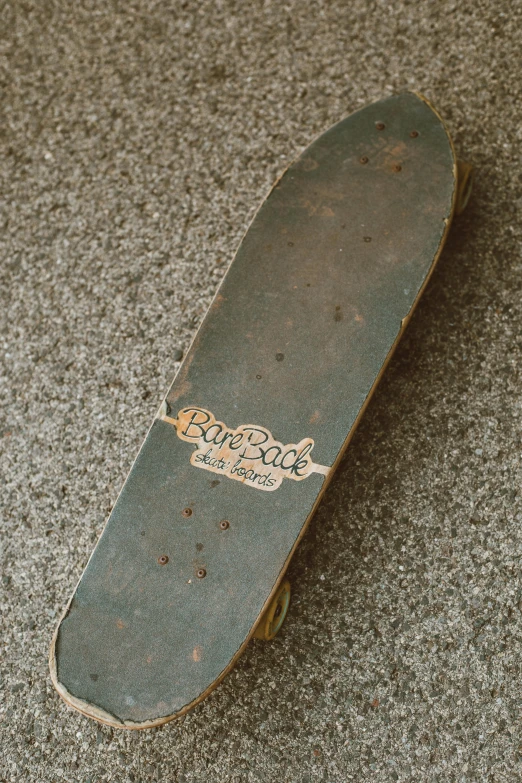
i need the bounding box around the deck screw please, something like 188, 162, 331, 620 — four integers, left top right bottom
410, 130, 419, 138
182, 507, 192, 518
392, 164, 402, 172
375, 122, 385, 130
360, 155, 369, 164
220, 520, 230, 530
158, 555, 169, 565
196, 568, 207, 579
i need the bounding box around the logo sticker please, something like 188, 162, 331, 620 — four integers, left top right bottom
159, 405, 330, 491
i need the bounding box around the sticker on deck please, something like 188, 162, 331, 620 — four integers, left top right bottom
159, 405, 330, 491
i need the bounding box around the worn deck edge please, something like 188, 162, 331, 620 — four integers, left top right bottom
49, 91, 459, 729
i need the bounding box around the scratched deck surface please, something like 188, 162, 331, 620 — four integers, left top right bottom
51, 92, 456, 727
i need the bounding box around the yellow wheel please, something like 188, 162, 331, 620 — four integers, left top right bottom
253, 580, 291, 641
455, 159, 473, 215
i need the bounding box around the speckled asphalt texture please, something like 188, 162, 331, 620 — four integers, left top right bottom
1, 1, 522, 781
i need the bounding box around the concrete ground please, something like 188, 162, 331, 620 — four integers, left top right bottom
1, 1, 522, 781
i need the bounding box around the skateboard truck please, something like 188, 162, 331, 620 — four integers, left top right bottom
456, 159, 473, 215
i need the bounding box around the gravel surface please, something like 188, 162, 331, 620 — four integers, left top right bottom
1, 1, 522, 781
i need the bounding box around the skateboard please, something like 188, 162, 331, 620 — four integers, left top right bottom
50, 92, 472, 729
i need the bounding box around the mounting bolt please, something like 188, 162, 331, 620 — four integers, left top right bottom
196, 568, 207, 579
220, 520, 230, 530
375, 122, 385, 130
182, 507, 192, 518
410, 130, 419, 138
392, 164, 402, 172
360, 155, 369, 164
158, 555, 169, 565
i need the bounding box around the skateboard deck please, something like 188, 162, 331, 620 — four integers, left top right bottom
50, 92, 471, 728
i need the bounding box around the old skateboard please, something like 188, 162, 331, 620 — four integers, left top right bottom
50, 92, 472, 728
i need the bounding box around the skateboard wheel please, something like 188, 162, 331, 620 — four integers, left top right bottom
455, 159, 473, 215
253, 580, 291, 641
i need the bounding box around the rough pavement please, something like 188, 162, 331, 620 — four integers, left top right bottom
1, 1, 522, 781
